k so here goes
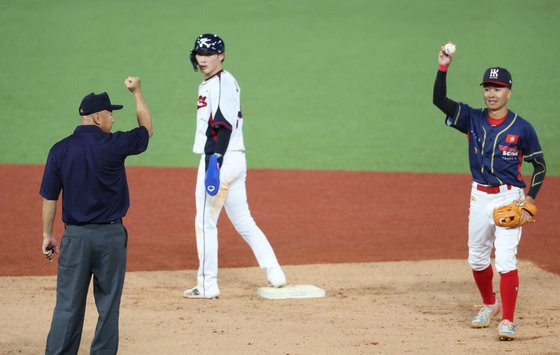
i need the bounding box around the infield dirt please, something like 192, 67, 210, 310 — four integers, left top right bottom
2, 260, 560, 354
2, 166, 559, 276
1, 165, 559, 353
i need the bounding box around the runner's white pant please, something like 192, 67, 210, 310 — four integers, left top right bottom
194, 151, 282, 296
468, 182, 524, 273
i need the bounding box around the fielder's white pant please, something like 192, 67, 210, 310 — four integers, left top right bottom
468, 182, 524, 273
194, 151, 283, 296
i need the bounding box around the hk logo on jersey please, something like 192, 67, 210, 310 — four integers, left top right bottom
490, 69, 499, 79
197, 95, 207, 109
506, 134, 519, 144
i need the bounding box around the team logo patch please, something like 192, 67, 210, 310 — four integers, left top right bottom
197, 95, 207, 109
489, 69, 499, 79
505, 134, 519, 144
499, 145, 519, 157
198, 38, 212, 48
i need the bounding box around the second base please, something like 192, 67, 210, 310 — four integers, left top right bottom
257, 284, 326, 299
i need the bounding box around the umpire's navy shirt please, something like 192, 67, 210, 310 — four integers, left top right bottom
40, 125, 149, 224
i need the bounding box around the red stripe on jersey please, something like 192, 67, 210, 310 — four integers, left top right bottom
517, 153, 523, 181
213, 122, 232, 130
209, 113, 218, 142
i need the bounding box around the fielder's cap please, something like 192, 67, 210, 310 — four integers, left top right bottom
480, 67, 512, 89
79, 92, 123, 116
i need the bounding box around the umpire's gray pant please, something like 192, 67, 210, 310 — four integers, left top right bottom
45, 223, 127, 355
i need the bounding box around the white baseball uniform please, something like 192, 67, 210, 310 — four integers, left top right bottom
191, 70, 286, 297
468, 182, 524, 273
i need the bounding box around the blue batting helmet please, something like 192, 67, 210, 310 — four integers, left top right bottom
190, 33, 225, 71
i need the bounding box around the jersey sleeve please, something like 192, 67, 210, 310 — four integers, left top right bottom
445, 102, 473, 134
520, 123, 544, 162
112, 126, 150, 157
433, 70, 459, 117
39, 147, 62, 200
211, 75, 238, 131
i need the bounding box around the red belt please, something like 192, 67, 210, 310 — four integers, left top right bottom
476, 184, 511, 194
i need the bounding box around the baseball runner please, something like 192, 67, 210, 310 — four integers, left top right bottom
184, 33, 286, 299
433, 45, 546, 340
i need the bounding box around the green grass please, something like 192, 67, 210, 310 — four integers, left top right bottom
1, 0, 559, 176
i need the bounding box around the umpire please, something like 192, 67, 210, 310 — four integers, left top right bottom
40, 76, 153, 354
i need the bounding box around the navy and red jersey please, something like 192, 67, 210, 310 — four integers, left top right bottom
446, 103, 543, 187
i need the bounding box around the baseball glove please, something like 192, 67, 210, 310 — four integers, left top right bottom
493, 199, 537, 227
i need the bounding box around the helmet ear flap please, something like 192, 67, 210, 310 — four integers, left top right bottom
190, 51, 199, 72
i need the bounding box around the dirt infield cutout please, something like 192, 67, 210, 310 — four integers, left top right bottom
1, 260, 559, 354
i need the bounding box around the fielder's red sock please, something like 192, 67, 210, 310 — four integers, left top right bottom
472, 265, 496, 305
500, 270, 519, 322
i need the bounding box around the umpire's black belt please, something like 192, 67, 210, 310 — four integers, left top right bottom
67, 218, 122, 226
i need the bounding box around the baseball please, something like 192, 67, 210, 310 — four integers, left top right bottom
443, 42, 456, 55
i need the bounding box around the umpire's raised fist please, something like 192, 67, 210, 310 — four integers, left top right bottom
125, 76, 141, 92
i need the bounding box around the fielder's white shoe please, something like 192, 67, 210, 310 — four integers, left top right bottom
471, 301, 501, 328
183, 287, 219, 299
266, 266, 287, 288
498, 320, 516, 341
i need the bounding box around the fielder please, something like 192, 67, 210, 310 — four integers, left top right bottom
184, 33, 286, 299
433, 45, 546, 340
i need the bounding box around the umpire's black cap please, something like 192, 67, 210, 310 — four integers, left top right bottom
480, 67, 512, 89
79, 92, 123, 116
